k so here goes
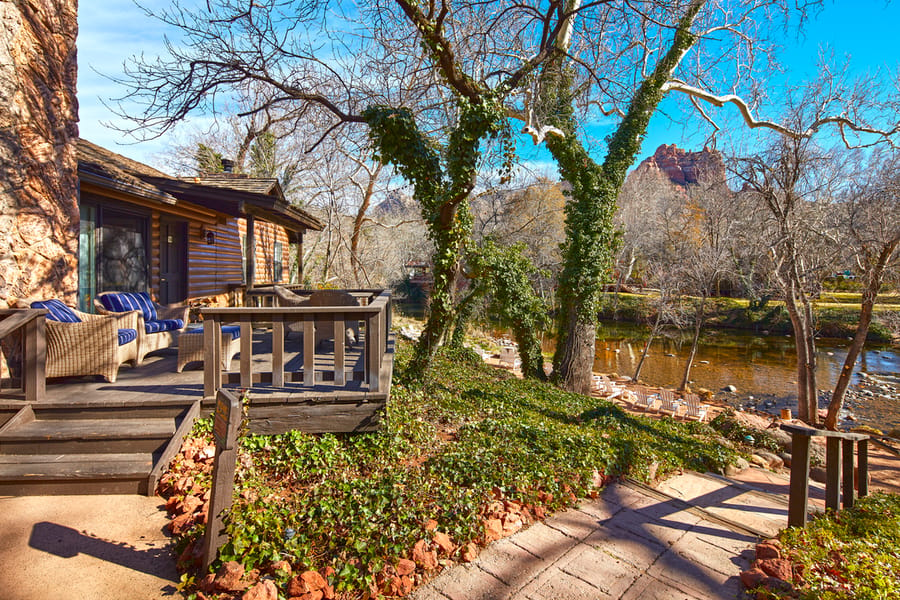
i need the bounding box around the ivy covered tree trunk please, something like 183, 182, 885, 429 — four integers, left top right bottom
545, 0, 705, 393
364, 102, 503, 378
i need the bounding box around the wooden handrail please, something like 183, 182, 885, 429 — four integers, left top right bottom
780, 424, 870, 527
200, 291, 393, 399
0, 308, 48, 402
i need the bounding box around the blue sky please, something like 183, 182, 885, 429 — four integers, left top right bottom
78, 1, 900, 176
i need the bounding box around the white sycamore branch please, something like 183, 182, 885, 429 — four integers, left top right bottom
663, 80, 900, 146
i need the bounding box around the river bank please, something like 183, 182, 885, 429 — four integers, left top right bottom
598, 292, 898, 342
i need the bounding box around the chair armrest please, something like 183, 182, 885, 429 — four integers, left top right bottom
84, 306, 143, 331
156, 304, 189, 324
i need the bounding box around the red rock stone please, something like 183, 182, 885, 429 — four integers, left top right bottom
740, 568, 767, 589
484, 518, 503, 543
424, 519, 438, 531
412, 539, 438, 570
462, 543, 479, 563
432, 531, 456, 554
168, 512, 194, 535
757, 558, 793, 582
198, 573, 217, 593
389, 575, 414, 597
755, 541, 781, 560
242, 580, 277, 600
270, 560, 292, 578
396, 559, 416, 576
288, 571, 327, 596
215, 561, 247, 592
179, 495, 204, 515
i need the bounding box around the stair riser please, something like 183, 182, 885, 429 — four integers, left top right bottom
33, 407, 193, 420
1, 438, 171, 455
0, 478, 148, 496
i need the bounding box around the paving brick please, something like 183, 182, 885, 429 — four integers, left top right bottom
689, 518, 760, 555
545, 506, 606, 540
584, 523, 669, 568
620, 574, 707, 600
510, 522, 580, 563
647, 543, 746, 599
574, 498, 623, 522
559, 544, 642, 597
473, 538, 544, 589
522, 567, 613, 600
409, 585, 451, 600
600, 483, 659, 510
428, 564, 513, 600
669, 531, 754, 576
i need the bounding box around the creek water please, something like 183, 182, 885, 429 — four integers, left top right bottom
545, 321, 900, 432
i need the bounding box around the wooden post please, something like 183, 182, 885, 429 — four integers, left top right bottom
303, 316, 315, 386
333, 315, 345, 386
23, 315, 46, 402
272, 316, 284, 388
788, 432, 811, 527
842, 438, 856, 509
240, 317, 252, 389
825, 437, 841, 511
202, 389, 242, 569
858, 440, 869, 498
203, 319, 222, 399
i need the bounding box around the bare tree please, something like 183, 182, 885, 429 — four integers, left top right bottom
824, 149, 900, 429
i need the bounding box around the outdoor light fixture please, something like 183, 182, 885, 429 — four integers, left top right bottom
203, 226, 216, 245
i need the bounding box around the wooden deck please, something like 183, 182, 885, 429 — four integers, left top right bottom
0, 291, 395, 495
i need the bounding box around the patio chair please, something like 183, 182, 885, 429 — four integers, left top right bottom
592, 374, 624, 399
682, 393, 711, 422
498, 346, 521, 370
95, 291, 188, 364
632, 386, 658, 412
23, 298, 140, 382
657, 389, 682, 417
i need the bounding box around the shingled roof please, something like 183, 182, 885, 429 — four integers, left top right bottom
77, 139, 323, 232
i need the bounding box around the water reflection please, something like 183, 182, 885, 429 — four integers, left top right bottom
550, 322, 900, 431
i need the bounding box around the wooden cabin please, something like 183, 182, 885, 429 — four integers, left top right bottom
76, 140, 323, 311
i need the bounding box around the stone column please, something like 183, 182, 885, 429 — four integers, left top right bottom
0, 0, 80, 308
0, 0, 79, 377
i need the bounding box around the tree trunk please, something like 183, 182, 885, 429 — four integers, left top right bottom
546, 0, 705, 392
784, 290, 814, 424
825, 241, 898, 429
680, 295, 706, 392
634, 310, 662, 381
554, 304, 596, 395
350, 162, 382, 287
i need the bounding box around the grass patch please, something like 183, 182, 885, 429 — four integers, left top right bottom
774, 493, 900, 599
169, 340, 739, 597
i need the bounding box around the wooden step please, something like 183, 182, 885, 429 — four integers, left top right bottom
32, 399, 195, 421
0, 418, 176, 455
0, 453, 154, 495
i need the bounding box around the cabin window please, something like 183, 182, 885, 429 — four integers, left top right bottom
273, 240, 283, 282
78, 204, 97, 312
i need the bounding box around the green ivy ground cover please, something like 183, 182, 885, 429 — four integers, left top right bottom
175, 341, 738, 597
775, 493, 900, 600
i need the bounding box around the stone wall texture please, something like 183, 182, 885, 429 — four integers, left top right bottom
0, 0, 79, 309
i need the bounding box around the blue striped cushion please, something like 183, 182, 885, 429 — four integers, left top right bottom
99, 292, 158, 322
183, 324, 241, 339
31, 299, 81, 323
145, 318, 185, 334
117, 328, 138, 346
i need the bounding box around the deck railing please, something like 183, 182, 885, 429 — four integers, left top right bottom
781, 423, 869, 527
0, 308, 48, 402
199, 290, 393, 399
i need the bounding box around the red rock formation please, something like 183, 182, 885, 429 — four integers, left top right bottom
632, 143, 727, 187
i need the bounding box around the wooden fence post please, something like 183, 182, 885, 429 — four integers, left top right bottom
202, 389, 242, 570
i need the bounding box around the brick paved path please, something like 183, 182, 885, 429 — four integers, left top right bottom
412, 481, 757, 600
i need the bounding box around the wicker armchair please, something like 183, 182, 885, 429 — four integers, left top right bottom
94, 291, 189, 364
19, 299, 140, 383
